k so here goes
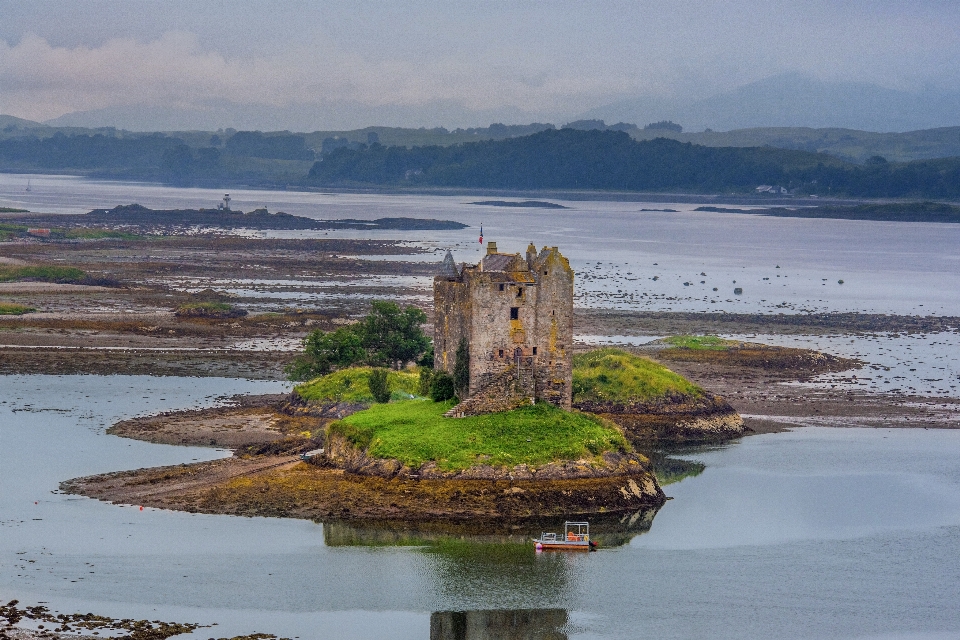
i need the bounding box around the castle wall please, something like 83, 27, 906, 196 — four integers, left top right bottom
433, 245, 574, 411
433, 279, 469, 374
465, 271, 538, 395
531, 250, 574, 409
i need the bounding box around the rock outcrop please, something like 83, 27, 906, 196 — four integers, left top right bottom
575, 393, 745, 443
318, 431, 666, 515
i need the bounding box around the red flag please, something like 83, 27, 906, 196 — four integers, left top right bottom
479, 224, 483, 243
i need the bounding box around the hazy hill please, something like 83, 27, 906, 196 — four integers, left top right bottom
41, 99, 542, 134
584, 73, 960, 134
627, 126, 960, 163
0, 115, 47, 131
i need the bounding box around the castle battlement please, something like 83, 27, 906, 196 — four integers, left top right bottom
434, 241, 574, 411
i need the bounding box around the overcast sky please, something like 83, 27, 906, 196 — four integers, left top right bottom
2, 1, 959, 128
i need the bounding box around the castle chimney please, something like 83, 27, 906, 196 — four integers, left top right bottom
486, 241, 498, 255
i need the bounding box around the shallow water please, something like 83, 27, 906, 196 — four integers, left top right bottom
3, 176, 960, 638
726, 332, 960, 397
3, 173, 960, 317
3, 375, 960, 639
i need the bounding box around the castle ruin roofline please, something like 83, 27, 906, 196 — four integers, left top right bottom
437, 250, 459, 279
434, 241, 574, 412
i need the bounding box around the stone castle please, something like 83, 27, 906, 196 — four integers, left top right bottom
434, 241, 574, 415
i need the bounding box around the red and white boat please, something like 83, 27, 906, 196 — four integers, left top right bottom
533, 521, 597, 551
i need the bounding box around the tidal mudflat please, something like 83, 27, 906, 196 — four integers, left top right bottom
2, 175, 960, 638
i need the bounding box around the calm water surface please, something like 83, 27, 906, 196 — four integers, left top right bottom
3, 176, 960, 638
2, 173, 959, 317
2, 375, 960, 639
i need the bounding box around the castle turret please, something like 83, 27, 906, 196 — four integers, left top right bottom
438, 250, 458, 279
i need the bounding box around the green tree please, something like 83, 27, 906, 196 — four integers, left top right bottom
453, 337, 470, 398
359, 301, 430, 368
429, 372, 456, 402
417, 367, 434, 397
285, 325, 364, 380
417, 342, 435, 368
368, 368, 391, 403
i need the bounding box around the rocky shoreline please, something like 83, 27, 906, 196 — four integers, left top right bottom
64, 389, 668, 522
575, 394, 745, 443
61, 456, 665, 522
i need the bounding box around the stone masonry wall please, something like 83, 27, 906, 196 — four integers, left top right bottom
433, 279, 469, 374
433, 244, 574, 411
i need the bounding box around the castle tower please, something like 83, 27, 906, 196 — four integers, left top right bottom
433, 242, 574, 410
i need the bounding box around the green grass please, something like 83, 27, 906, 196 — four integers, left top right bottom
572, 347, 703, 403
0, 222, 28, 241
0, 265, 86, 283
662, 335, 736, 351
335, 400, 628, 471
0, 303, 35, 315
61, 228, 141, 240
295, 367, 421, 403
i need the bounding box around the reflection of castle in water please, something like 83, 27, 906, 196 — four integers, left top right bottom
322, 506, 661, 549
431, 609, 567, 640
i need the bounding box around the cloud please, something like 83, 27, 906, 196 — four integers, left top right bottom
2, 1, 959, 127
0, 31, 638, 123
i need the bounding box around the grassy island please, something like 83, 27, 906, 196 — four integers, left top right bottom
295, 367, 419, 403
572, 347, 704, 403
0, 302, 36, 315
333, 400, 627, 471
0, 265, 87, 283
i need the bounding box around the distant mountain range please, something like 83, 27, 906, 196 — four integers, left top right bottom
39, 99, 543, 134
33, 73, 960, 136
580, 73, 960, 133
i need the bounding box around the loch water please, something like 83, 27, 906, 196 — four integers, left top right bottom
2, 176, 960, 638
2, 375, 960, 639
3, 172, 960, 317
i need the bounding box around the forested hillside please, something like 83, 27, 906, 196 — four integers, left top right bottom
306, 129, 960, 198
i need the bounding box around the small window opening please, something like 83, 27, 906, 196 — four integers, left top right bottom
532, 347, 538, 355
498, 284, 504, 291
552, 310, 555, 316
510, 307, 519, 320
516, 287, 523, 298
544, 271, 548, 275
498, 349, 504, 357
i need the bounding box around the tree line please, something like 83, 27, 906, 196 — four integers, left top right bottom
306, 128, 960, 198
4, 127, 960, 197
0, 131, 314, 185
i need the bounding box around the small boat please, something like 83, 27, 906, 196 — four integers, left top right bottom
533, 521, 597, 551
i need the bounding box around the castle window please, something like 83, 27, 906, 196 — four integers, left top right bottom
544, 271, 548, 275
498, 349, 504, 357
516, 287, 523, 298
498, 284, 504, 291
532, 347, 537, 355
510, 307, 519, 320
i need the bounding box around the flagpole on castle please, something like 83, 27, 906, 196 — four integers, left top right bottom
479, 223, 483, 244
